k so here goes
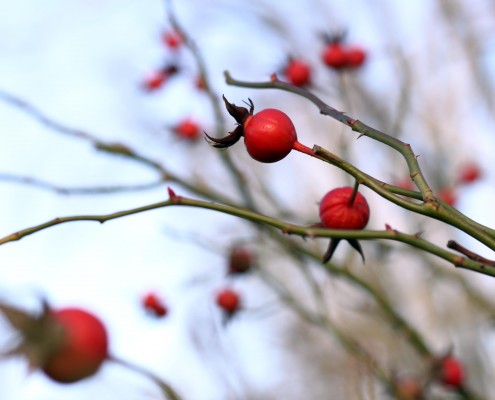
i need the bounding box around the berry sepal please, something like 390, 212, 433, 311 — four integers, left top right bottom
205, 96, 252, 149
322, 238, 365, 264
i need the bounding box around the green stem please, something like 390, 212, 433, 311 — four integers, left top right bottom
1, 194, 494, 276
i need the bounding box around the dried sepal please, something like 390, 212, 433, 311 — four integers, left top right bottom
204, 96, 254, 149
222, 95, 253, 123
0, 301, 65, 370
322, 238, 365, 263
322, 238, 341, 264
204, 125, 243, 148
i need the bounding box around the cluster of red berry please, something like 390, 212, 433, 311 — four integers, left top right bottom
0, 247, 253, 386
215, 245, 254, 321
393, 355, 465, 398
142, 28, 204, 142
281, 34, 367, 87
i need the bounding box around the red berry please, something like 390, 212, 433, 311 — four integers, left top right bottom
243, 109, 297, 163
437, 188, 457, 206
216, 288, 241, 316
395, 178, 414, 191
143, 71, 167, 91
205, 97, 316, 162
173, 118, 201, 141
345, 46, 367, 68
322, 43, 347, 69
162, 30, 183, 49
284, 59, 311, 86
439, 356, 464, 388
395, 378, 422, 399
319, 187, 370, 230
458, 162, 482, 184
195, 75, 206, 90
142, 292, 168, 318
42, 308, 108, 383
228, 246, 253, 275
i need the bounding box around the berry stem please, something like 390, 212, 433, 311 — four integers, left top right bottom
348, 179, 360, 206
292, 140, 324, 160
109, 354, 182, 400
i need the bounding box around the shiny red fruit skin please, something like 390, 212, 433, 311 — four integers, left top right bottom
216, 289, 240, 314
345, 47, 366, 68
42, 308, 108, 383
322, 43, 347, 69
285, 59, 311, 86
319, 187, 370, 229
174, 119, 200, 141
243, 109, 297, 163
440, 356, 464, 388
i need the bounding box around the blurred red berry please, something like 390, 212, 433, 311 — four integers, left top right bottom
228, 246, 253, 275
216, 288, 241, 317
439, 356, 464, 388
458, 162, 482, 184
437, 188, 457, 207
284, 58, 311, 86
394, 178, 414, 191
143, 71, 167, 91
142, 65, 179, 92
173, 118, 201, 141
322, 43, 347, 69
395, 378, 422, 399
195, 75, 206, 90
142, 292, 167, 317
162, 30, 183, 49
43, 308, 109, 383
345, 46, 367, 68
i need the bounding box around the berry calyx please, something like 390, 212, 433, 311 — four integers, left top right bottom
216, 288, 241, 318
142, 292, 168, 318
173, 118, 201, 141
205, 96, 315, 163
283, 58, 311, 86
319, 186, 370, 262
228, 246, 253, 276
438, 356, 464, 388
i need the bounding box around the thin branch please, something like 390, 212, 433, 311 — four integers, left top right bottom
223, 71, 495, 249
0, 173, 164, 195
0, 88, 236, 205
447, 240, 495, 267
109, 355, 182, 400
163, 0, 258, 211
0, 193, 493, 276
